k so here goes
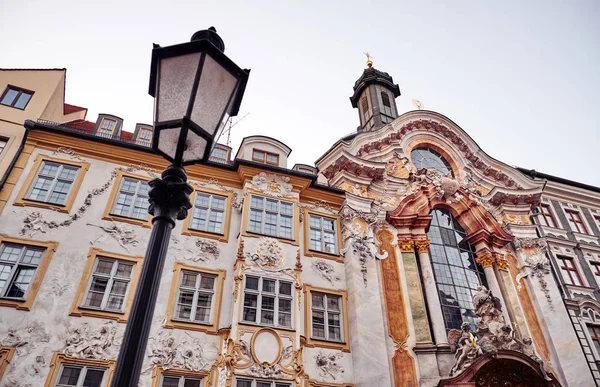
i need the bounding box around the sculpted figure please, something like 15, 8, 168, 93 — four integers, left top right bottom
448, 322, 480, 376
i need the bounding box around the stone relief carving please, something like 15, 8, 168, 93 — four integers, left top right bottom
0, 321, 49, 357
63, 321, 119, 360
143, 331, 216, 374
314, 350, 344, 380
246, 237, 285, 269
18, 162, 157, 237
513, 238, 554, 311
250, 172, 294, 198
170, 235, 220, 262
88, 222, 139, 252
312, 260, 341, 286
189, 177, 243, 210
447, 286, 551, 380
53, 147, 86, 161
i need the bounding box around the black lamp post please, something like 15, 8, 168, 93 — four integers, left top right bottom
110, 27, 249, 387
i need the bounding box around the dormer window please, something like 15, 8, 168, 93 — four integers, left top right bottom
381, 91, 391, 108
210, 146, 229, 164
252, 149, 279, 166
1, 86, 33, 110
136, 127, 152, 146
97, 118, 117, 139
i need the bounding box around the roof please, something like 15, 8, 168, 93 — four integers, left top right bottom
64, 119, 135, 142
517, 167, 600, 194
63, 103, 87, 115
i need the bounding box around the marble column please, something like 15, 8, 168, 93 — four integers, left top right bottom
414, 240, 449, 346
475, 251, 511, 324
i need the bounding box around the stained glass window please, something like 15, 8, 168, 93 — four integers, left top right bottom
411, 147, 453, 176
427, 208, 487, 331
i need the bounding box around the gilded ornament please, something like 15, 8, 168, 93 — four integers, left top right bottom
398, 239, 415, 252
414, 240, 430, 253
475, 252, 494, 268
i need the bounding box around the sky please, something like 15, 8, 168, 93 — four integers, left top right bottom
1, 0, 599, 186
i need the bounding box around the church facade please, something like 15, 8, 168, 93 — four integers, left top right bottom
0, 63, 598, 387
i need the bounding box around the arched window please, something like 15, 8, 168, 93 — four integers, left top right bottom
411, 147, 453, 176
381, 91, 391, 108
427, 208, 488, 331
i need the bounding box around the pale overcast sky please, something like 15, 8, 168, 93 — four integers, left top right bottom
1, 1, 599, 185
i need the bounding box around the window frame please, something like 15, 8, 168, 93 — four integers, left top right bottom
539, 203, 558, 228
234, 377, 292, 387
181, 187, 233, 242
303, 284, 350, 352
164, 263, 225, 334
135, 127, 153, 146
243, 193, 299, 245
252, 149, 279, 166
0, 234, 58, 310
565, 209, 589, 234
44, 353, 115, 387
557, 255, 584, 286
152, 367, 207, 387
0, 85, 34, 110
14, 154, 90, 213
0, 346, 15, 380
209, 146, 230, 163
70, 248, 142, 323
303, 209, 343, 261
240, 275, 295, 330
96, 118, 118, 139
0, 137, 8, 155
103, 170, 152, 228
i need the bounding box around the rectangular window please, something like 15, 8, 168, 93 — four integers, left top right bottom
161, 374, 203, 387
591, 262, 600, 283
252, 149, 279, 166
54, 364, 108, 387
247, 195, 294, 239
235, 379, 290, 387
1, 86, 33, 109
565, 209, 589, 234
595, 216, 600, 232
25, 161, 80, 206
557, 255, 583, 286
242, 276, 293, 328
588, 325, 600, 357
0, 138, 7, 154
82, 257, 135, 313
308, 214, 338, 255
539, 204, 557, 228
190, 193, 227, 234
136, 128, 152, 146
110, 177, 150, 220
97, 118, 117, 138
0, 243, 45, 300
174, 270, 216, 324
310, 292, 343, 342
209, 147, 229, 163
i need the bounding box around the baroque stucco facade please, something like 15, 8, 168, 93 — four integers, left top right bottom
0, 65, 598, 387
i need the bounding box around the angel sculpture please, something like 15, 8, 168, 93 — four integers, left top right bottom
473, 286, 504, 323
448, 322, 480, 376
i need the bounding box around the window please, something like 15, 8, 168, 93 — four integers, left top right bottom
97, 118, 117, 139
557, 255, 583, 286
164, 263, 225, 333
242, 276, 293, 329
104, 171, 151, 227
410, 147, 453, 176
427, 208, 488, 331
0, 347, 15, 380
160, 374, 203, 387
0, 137, 7, 154
360, 96, 371, 125
235, 379, 290, 387
296, 167, 314, 174
310, 292, 343, 341
595, 216, 600, 232
82, 257, 135, 313
539, 204, 558, 228
0, 86, 33, 109
70, 248, 141, 322
308, 214, 338, 255
565, 209, 589, 234
209, 147, 229, 163
136, 128, 152, 146
588, 325, 600, 356
53, 363, 108, 387
247, 195, 294, 240
381, 91, 391, 107
591, 262, 600, 287
0, 243, 45, 300
15, 155, 90, 213
304, 285, 349, 351
0, 236, 57, 311
252, 149, 279, 166
190, 192, 226, 234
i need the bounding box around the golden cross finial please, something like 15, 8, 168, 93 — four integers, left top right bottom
363, 52, 373, 68
412, 99, 424, 110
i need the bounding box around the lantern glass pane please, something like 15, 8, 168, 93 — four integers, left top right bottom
191, 53, 237, 135
157, 53, 201, 122
182, 129, 208, 163
156, 127, 181, 160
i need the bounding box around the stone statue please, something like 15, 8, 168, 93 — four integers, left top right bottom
448, 322, 480, 376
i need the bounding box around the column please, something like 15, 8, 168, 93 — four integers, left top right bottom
414, 239, 449, 346
475, 250, 511, 324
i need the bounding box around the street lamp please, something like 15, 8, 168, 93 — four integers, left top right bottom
111, 27, 249, 387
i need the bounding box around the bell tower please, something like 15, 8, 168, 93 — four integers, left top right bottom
349, 55, 401, 132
